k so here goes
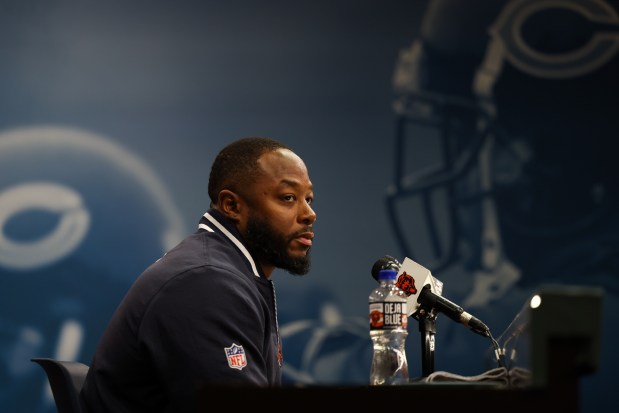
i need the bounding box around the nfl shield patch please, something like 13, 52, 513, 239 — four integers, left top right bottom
224, 343, 247, 370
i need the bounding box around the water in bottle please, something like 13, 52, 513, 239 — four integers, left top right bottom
369, 268, 409, 385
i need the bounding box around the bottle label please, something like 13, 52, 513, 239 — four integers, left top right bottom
369, 301, 407, 329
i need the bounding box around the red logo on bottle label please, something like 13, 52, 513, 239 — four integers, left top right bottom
369, 306, 384, 328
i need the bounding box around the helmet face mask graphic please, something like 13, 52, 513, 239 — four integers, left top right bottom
386, 87, 489, 273
388, 89, 619, 281
0, 126, 186, 412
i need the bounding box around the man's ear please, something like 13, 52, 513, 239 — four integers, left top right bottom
217, 190, 242, 222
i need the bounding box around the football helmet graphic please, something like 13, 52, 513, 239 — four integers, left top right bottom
386, 0, 619, 302
0, 125, 186, 412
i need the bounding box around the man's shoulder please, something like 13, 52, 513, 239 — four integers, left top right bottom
143, 231, 254, 287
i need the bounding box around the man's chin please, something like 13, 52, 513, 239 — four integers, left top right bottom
283, 254, 311, 275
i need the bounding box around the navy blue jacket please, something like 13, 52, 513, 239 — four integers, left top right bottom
81, 209, 282, 412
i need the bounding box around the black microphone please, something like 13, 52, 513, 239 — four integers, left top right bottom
372, 255, 490, 337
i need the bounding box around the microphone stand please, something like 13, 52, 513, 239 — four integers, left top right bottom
414, 307, 437, 377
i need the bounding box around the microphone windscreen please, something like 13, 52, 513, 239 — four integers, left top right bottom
371, 255, 399, 281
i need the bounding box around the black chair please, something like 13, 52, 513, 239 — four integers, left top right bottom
31, 357, 89, 413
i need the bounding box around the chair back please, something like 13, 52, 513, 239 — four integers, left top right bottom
31, 357, 89, 413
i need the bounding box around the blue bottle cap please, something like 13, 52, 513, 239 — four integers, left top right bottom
378, 269, 397, 281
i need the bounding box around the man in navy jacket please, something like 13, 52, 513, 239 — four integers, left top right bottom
81, 137, 316, 412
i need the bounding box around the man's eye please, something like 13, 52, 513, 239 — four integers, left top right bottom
306, 197, 313, 205
282, 195, 294, 202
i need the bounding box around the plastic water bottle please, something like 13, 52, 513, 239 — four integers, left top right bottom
369, 268, 409, 385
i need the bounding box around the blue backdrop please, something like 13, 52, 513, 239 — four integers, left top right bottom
1, 1, 617, 412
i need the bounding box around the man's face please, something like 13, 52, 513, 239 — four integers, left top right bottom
240, 148, 316, 276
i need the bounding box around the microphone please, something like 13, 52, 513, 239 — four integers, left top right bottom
371, 255, 490, 337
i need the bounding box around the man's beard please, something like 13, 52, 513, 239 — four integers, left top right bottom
244, 214, 311, 275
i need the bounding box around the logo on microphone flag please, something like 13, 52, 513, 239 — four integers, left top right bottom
396, 257, 444, 317
396, 272, 417, 296
225, 343, 247, 370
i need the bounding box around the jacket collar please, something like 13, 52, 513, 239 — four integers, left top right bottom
198, 209, 262, 278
